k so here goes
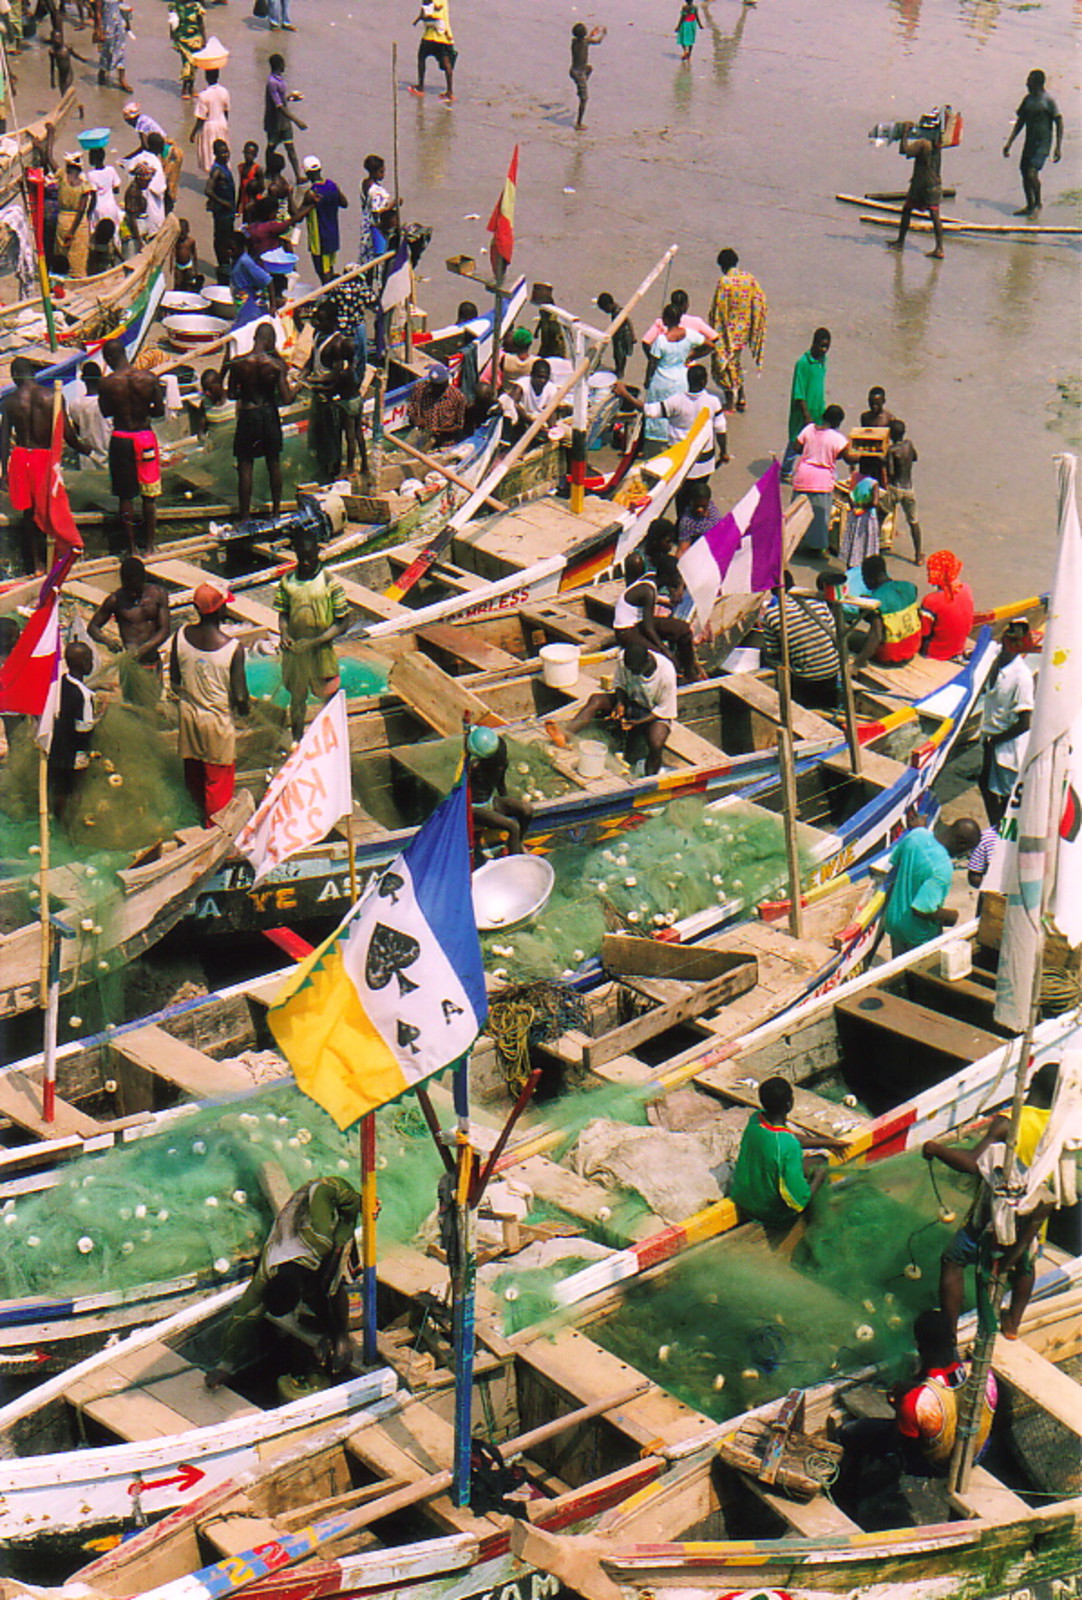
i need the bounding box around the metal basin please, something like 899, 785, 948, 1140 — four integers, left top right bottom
472, 855, 555, 931
161, 291, 209, 316
163, 314, 227, 350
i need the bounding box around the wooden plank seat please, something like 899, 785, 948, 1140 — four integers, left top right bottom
65, 1338, 258, 1441
0, 1069, 101, 1139
742, 1475, 861, 1537
415, 623, 520, 676
949, 1464, 1032, 1521
992, 1335, 1082, 1437
336, 576, 410, 622
834, 990, 1004, 1068
110, 1024, 255, 1100
519, 602, 614, 653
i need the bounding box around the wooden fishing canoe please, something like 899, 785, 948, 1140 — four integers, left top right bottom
0, 790, 253, 1020
0, 88, 77, 207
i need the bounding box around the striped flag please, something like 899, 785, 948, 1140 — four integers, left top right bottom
995, 453, 1082, 1031
380, 239, 412, 311
487, 145, 518, 274
678, 461, 783, 625
0, 557, 72, 718
269, 779, 488, 1129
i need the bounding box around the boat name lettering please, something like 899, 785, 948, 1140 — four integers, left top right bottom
462, 587, 531, 619
475, 1574, 561, 1600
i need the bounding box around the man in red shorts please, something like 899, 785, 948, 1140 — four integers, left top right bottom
1, 357, 89, 573
99, 336, 166, 556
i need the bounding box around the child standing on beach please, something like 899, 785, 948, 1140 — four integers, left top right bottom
676, 1, 702, 61
569, 22, 606, 131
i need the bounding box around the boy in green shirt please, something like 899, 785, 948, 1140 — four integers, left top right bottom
730, 1077, 845, 1230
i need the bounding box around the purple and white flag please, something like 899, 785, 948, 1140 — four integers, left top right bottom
678, 461, 783, 625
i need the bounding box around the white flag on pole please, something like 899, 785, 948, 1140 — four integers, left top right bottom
235, 692, 353, 885
995, 453, 1082, 1031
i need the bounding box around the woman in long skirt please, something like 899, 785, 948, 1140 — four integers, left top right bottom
841, 474, 881, 566
192, 65, 230, 174
95, 0, 132, 92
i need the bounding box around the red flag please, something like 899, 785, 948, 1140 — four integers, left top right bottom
487, 145, 518, 276
0, 589, 61, 716
42, 403, 83, 558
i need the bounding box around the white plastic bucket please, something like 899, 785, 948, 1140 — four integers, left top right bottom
577, 739, 607, 779
539, 642, 580, 690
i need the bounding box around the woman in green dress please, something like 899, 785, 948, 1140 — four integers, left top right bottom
170, 0, 206, 99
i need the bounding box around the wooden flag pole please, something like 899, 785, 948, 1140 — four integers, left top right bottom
773, 583, 804, 939
451, 1054, 475, 1508
37, 746, 56, 1122
344, 809, 380, 1368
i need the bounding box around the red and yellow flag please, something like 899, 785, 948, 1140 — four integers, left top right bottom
487, 145, 518, 275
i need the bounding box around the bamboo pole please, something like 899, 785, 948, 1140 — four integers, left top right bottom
451, 1055, 475, 1508
859, 212, 1081, 237
773, 585, 804, 939
390, 432, 508, 512
414, 243, 679, 559
814, 577, 862, 775
343, 809, 379, 1370
37, 746, 54, 1122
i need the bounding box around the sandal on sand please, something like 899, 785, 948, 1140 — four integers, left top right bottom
544, 720, 569, 749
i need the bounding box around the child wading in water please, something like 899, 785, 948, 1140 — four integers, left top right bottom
569, 22, 605, 131
676, 1, 702, 60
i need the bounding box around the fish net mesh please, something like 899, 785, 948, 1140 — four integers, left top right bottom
492, 1150, 980, 1418
0, 1081, 445, 1301
483, 798, 805, 982
1005, 1351, 1082, 1495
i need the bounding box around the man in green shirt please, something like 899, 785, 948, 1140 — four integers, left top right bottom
782, 327, 831, 482
275, 524, 352, 744
730, 1077, 845, 1231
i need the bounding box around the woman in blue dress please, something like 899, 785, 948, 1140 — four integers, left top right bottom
644, 304, 696, 448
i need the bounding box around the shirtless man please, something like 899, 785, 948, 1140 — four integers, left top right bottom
226, 324, 293, 521
88, 556, 171, 705
98, 337, 166, 556
888, 113, 946, 260
0, 357, 88, 573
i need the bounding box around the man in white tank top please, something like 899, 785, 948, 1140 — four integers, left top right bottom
169, 582, 249, 824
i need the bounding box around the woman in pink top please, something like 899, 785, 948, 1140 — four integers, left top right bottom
791, 403, 856, 553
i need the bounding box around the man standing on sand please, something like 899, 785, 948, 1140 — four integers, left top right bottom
781, 327, 830, 483
263, 54, 306, 183
170, 582, 248, 825
0, 357, 89, 574
99, 336, 166, 556
226, 324, 293, 521
88, 556, 171, 706
569, 21, 605, 131
888, 111, 946, 260
1003, 69, 1063, 217
410, 0, 456, 103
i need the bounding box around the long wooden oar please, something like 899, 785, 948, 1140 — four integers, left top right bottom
383, 244, 680, 605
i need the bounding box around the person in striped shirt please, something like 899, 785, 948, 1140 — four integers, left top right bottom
755, 569, 849, 711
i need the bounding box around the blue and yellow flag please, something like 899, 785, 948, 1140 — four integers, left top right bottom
269, 781, 488, 1129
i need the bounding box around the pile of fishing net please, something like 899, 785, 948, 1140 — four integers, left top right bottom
0, 703, 198, 855
0, 1082, 445, 1301
491, 1149, 979, 1418
483, 798, 804, 982
484, 980, 590, 1091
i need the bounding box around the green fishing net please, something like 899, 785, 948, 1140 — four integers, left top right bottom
0, 1082, 446, 1301
483, 798, 807, 982
245, 654, 388, 704
491, 1150, 979, 1419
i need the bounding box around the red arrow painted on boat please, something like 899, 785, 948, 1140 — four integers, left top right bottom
128, 1463, 205, 1495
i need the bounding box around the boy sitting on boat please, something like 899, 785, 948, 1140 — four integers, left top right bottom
835, 1309, 997, 1507
545, 639, 678, 777
729, 1076, 847, 1234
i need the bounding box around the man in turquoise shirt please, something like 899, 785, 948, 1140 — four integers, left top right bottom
782, 326, 831, 481
883, 814, 982, 956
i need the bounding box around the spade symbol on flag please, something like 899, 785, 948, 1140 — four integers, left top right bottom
397, 1020, 421, 1054
377, 871, 405, 905
365, 923, 421, 996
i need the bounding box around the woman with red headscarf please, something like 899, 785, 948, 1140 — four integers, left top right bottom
920, 550, 974, 660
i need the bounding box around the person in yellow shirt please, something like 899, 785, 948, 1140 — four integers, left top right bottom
410, 0, 456, 103
923, 1060, 1058, 1342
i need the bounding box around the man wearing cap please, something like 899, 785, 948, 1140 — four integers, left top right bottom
466, 726, 532, 857
888, 113, 946, 259
226, 323, 293, 521
296, 157, 347, 285
122, 103, 166, 156
99, 336, 166, 556
500, 326, 534, 385
170, 583, 248, 825
979, 622, 1035, 828
407, 362, 468, 445
274, 522, 351, 746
